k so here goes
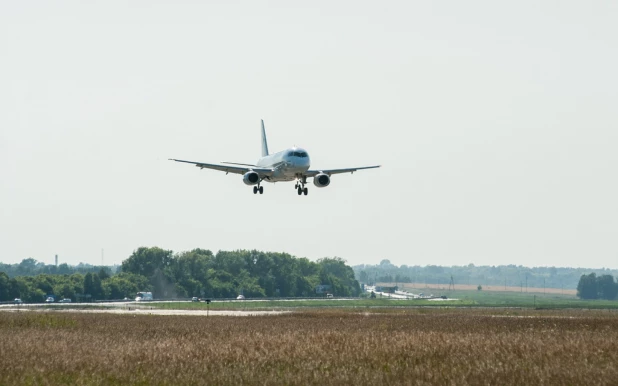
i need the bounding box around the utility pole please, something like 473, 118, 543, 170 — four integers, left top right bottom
525, 274, 528, 293
543, 278, 546, 294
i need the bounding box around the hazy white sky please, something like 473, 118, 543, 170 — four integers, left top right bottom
1, 1, 617, 268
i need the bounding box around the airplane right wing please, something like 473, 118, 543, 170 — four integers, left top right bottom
304, 165, 381, 177
169, 159, 274, 177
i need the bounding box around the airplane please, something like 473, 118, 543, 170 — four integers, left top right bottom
169, 120, 380, 196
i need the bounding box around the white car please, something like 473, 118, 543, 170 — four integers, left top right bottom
14, 298, 23, 304
236, 295, 245, 300
58, 298, 72, 303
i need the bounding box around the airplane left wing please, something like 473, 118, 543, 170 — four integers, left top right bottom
304, 165, 381, 177
169, 159, 274, 177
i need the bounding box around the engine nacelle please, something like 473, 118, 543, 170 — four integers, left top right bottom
242, 171, 260, 185
313, 173, 330, 188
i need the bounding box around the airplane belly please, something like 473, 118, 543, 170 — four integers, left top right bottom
269, 170, 295, 182
268, 164, 308, 182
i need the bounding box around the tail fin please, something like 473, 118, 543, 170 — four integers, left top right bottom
261, 119, 269, 157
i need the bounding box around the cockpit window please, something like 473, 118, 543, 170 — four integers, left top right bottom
288, 151, 308, 158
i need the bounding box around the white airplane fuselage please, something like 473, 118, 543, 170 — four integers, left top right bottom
257, 147, 311, 182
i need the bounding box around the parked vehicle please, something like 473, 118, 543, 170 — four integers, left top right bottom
45, 297, 55, 303
236, 294, 245, 300
191, 297, 199, 302
58, 298, 72, 303
14, 298, 23, 304
135, 292, 153, 301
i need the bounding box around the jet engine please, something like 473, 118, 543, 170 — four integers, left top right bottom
243, 171, 260, 185
313, 173, 331, 188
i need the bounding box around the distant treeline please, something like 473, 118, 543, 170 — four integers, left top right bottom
0, 247, 360, 302
0, 258, 116, 278
353, 260, 618, 291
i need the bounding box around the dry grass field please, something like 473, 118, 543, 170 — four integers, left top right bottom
1, 309, 617, 385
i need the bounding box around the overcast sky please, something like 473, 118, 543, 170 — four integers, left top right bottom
1, 1, 617, 269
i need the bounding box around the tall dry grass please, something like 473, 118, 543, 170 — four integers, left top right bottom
1, 309, 617, 385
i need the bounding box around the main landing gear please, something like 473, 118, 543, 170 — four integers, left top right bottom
295, 182, 308, 196
253, 185, 264, 195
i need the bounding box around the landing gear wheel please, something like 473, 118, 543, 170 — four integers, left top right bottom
297, 187, 302, 195
303, 187, 308, 196
259, 186, 264, 194
295, 183, 298, 189
253, 186, 258, 194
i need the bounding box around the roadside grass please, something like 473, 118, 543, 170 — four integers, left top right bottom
2, 309, 618, 385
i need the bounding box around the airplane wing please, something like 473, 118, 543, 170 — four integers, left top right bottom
169, 159, 274, 177
304, 165, 381, 177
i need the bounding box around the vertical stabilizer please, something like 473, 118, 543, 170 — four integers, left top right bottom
261, 119, 269, 157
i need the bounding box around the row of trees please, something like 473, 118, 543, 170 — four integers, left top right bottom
120, 247, 360, 299
354, 260, 618, 290
0, 247, 360, 302
0, 258, 115, 278
576, 273, 618, 300
0, 270, 150, 303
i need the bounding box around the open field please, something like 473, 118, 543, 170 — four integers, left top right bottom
146, 292, 618, 310
387, 282, 577, 296
2, 308, 618, 385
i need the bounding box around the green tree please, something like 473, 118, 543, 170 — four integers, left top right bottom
98, 268, 111, 281
17, 258, 38, 276
597, 275, 618, 300
83, 272, 94, 300
102, 273, 150, 300
577, 273, 598, 299
0, 272, 11, 301
92, 274, 103, 300
318, 257, 360, 296
121, 247, 174, 278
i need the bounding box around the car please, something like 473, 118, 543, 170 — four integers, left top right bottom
191, 297, 199, 302
326, 294, 333, 298
14, 298, 23, 304
58, 298, 72, 303
236, 295, 245, 300
45, 297, 55, 303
